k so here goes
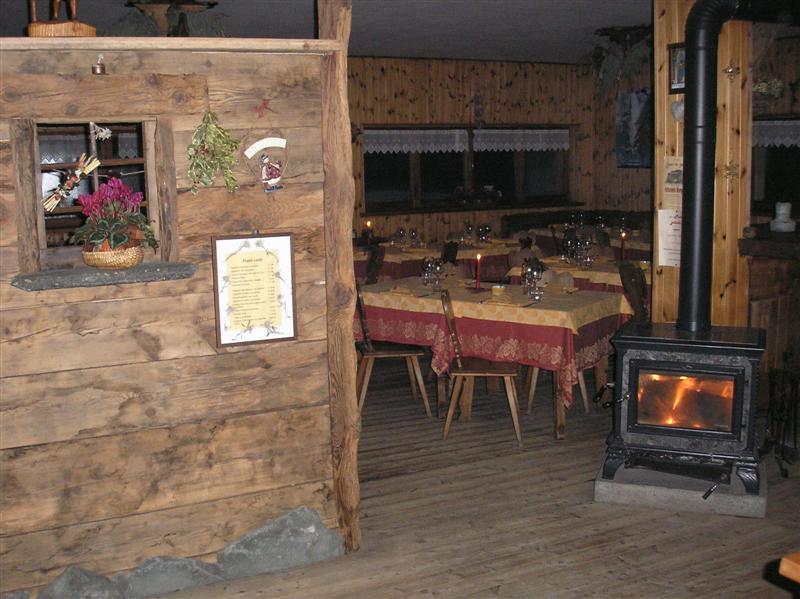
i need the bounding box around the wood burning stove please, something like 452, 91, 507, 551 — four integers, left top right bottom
599, 0, 778, 502
602, 323, 765, 494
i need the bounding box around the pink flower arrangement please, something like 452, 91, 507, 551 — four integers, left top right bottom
78, 177, 143, 217
71, 178, 158, 251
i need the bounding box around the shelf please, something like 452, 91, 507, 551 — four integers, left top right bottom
11, 262, 197, 292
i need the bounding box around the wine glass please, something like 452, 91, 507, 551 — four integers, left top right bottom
421, 256, 435, 286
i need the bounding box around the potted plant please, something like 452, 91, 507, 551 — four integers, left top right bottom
71, 177, 158, 269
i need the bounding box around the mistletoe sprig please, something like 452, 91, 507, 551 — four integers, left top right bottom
187, 110, 240, 194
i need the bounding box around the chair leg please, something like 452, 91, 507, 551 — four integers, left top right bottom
459, 376, 475, 421
357, 356, 375, 413
356, 357, 367, 401
578, 370, 591, 414
443, 375, 465, 440
503, 376, 523, 447
405, 357, 420, 403
410, 356, 433, 418
526, 367, 540, 415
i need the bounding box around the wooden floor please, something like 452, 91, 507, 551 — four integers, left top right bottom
164, 359, 800, 598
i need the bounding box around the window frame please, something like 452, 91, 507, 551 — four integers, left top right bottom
10, 116, 176, 273
361, 125, 571, 215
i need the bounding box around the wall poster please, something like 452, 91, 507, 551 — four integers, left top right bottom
663, 155, 683, 210
615, 89, 653, 168
657, 208, 682, 268
212, 233, 297, 346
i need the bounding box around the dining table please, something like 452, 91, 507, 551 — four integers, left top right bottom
527, 226, 652, 262
355, 276, 633, 438
354, 240, 518, 282
506, 255, 652, 294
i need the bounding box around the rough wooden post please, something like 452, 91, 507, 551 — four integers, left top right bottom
318, 0, 361, 551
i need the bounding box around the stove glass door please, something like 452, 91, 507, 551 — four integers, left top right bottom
636, 370, 734, 432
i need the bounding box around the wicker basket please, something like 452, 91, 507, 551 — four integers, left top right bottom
82, 246, 144, 269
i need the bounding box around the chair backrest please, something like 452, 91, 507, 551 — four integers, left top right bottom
440, 289, 463, 368
441, 241, 459, 265
549, 225, 562, 255
355, 283, 375, 352
618, 261, 648, 324
365, 244, 385, 285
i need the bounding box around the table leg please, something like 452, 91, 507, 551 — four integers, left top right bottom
553, 373, 566, 440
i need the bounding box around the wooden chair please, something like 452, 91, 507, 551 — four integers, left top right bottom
439, 290, 522, 446
441, 241, 459, 265
619, 260, 649, 324
364, 244, 386, 285
355, 285, 432, 417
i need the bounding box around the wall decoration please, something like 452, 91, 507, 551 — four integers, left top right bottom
212, 233, 296, 346
663, 155, 683, 210
244, 136, 287, 193
657, 208, 682, 267
615, 89, 653, 168
187, 110, 240, 194
668, 43, 686, 94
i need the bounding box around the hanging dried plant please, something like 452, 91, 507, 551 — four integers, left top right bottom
187, 110, 240, 194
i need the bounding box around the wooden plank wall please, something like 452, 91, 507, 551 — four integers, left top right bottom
753, 36, 800, 118
347, 57, 604, 241
652, 0, 751, 326
0, 45, 336, 594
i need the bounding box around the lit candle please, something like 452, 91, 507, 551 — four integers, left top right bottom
366, 220, 372, 229
476, 253, 482, 289
620, 230, 627, 261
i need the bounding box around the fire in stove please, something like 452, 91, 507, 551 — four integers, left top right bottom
637, 371, 733, 432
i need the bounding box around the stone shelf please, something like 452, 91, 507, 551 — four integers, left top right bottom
10, 262, 197, 292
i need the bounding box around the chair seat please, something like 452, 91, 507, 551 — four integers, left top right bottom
449, 357, 518, 377
364, 341, 427, 357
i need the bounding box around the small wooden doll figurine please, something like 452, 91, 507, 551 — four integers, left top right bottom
29, 0, 79, 22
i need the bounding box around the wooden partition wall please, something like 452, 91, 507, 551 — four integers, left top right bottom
652, 0, 751, 325
0, 5, 360, 591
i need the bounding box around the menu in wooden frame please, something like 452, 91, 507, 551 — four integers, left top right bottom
212, 233, 297, 346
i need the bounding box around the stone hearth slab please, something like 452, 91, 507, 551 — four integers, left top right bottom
593, 461, 767, 518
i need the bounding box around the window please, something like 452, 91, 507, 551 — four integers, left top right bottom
38, 122, 149, 247
751, 119, 800, 218
362, 127, 569, 213
9, 116, 173, 273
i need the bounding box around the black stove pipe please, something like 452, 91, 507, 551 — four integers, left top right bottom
676, 0, 739, 333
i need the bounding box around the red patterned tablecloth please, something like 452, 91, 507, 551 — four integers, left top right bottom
356, 278, 631, 410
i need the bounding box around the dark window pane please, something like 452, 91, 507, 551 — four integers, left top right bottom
364, 152, 410, 210
763, 146, 800, 204
420, 151, 462, 201
474, 150, 514, 199
523, 150, 566, 197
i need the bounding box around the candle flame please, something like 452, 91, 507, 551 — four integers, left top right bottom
477, 253, 481, 260
366, 220, 372, 228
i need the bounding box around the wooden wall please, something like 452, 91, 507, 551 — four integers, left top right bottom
753, 35, 800, 118
652, 0, 751, 326
0, 40, 340, 594
347, 57, 599, 241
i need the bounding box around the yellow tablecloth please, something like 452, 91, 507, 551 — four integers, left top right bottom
360, 277, 632, 335
506, 256, 652, 287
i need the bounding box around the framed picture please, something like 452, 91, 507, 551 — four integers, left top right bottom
669, 43, 686, 94
211, 233, 297, 347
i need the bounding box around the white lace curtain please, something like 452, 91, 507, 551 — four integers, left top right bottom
363, 129, 468, 154
473, 129, 569, 152
363, 128, 570, 154
752, 120, 800, 147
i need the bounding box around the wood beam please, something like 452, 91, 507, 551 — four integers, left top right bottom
318, 0, 361, 552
